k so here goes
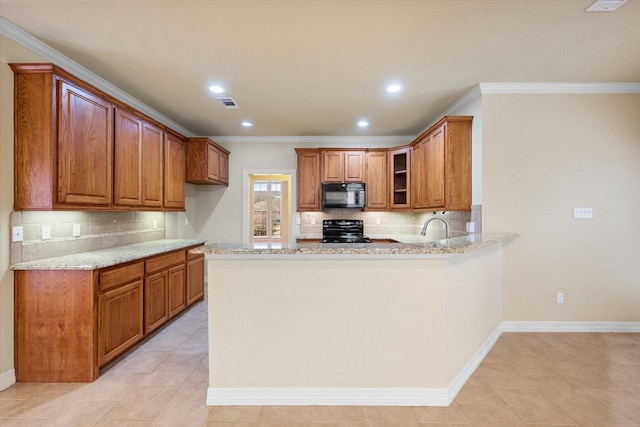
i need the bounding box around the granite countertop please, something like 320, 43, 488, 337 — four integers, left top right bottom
12, 239, 205, 271
191, 233, 518, 259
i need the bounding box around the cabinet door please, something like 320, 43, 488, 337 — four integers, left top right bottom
411, 141, 423, 209
168, 264, 186, 318
207, 143, 221, 181
425, 126, 445, 208
57, 80, 113, 206
141, 122, 164, 207
187, 255, 205, 306
219, 151, 229, 185
366, 151, 388, 210
113, 108, 143, 206
145, 271, 169, 334
98, 279, 144, 366
322, 151, 344, 182
390, 147, 411, 210
344, 151, 365, 182
296, 149, 321, 211
164, 132, 186, 209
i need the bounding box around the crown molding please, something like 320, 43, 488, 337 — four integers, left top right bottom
210, 135, 415, 145
479, 82, 640, 94
3, 16, 638, 142
0, 17, 195, 137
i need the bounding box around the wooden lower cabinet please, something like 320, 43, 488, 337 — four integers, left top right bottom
186, 254, 205, 305
15, 270, 97, 382
168, 264, 187, 317
144, 271, 170, 334
98, 278, 144, 367
14, 244, 204, 383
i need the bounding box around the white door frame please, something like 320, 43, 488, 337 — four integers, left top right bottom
243, 169, 296, 245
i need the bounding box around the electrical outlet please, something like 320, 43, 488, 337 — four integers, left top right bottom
42, 225, 51, 240
376, 217, 381, 225
466, 222, 475, 233
152, 220, 158, 229
12, 226, 24, 242
311, 218, 316, 225
72, 223, 81, 237
573, 207, 593, 218
556, 292, 564, 304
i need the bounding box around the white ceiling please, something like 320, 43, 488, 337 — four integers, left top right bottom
1, 0, 638, 138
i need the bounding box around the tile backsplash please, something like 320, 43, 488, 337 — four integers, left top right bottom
10, 211, 165, 265
296, 205, 482, 241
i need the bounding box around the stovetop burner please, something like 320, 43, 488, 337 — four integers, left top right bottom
322, 219, 370, 243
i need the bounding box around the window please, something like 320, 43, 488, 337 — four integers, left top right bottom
252, 181, 283, 240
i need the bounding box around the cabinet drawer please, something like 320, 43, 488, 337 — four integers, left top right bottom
99, 262, 144, 292
146, 250, 186, 274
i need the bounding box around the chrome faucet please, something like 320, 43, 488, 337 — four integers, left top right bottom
420, 216, 450, 238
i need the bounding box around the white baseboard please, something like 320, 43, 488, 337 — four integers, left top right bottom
205, 321, 640, 407
0, 369, 16, 391
207, 323, 505, 407
207, 387, 450, 407
501, 321, 640, 333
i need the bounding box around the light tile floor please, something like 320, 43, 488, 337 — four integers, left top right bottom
1, 299, 639, 426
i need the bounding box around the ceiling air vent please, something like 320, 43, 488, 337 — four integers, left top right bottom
216, 97, 240, 109
586, 0, 628, 11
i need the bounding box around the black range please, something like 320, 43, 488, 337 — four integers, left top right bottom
322, 219, 370, 243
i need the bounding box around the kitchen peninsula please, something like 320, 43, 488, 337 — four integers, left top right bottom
192, 233, 516, 406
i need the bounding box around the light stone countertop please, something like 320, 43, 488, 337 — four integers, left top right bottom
12, 239, 205, 270
192, 233, 518, 259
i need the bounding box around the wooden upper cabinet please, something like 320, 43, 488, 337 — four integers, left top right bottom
11, 63, 189, 211
366, 150, 388, 211
321, 150, 365, 183
11, 64, 113, 209
163, 132, 186, 210
113, 108, 143, 207
424, 125, 445, 209
411, 116, 472, 211
141, 122, 164, 207
389, 147, 411, 210
411, 141, 423, 209
295, 148, 321, 211
114, 108, 165, 208
186, 137, 230, 185
57, 80, 113, 207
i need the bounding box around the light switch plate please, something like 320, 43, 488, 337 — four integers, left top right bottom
73, 223, 81, 237
12, 226, 24, 242
152, 220, 158, 229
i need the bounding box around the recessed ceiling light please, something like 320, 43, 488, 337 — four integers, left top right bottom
241, 121, 253, 127
209, 85, 225, 94
357, 120, 369, 128
385, 83, 403, 93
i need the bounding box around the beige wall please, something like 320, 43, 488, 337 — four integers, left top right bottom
482, 93, 640, 321
0, 36, 48, 381
207, 245, 502, 392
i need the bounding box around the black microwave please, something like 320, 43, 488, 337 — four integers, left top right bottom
321, 183, 366, 209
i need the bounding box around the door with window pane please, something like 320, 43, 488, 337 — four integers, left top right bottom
252, 181, 284, 242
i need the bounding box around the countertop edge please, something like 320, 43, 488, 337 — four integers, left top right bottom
12, 239, 206, 271
192, 233, 518, 258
